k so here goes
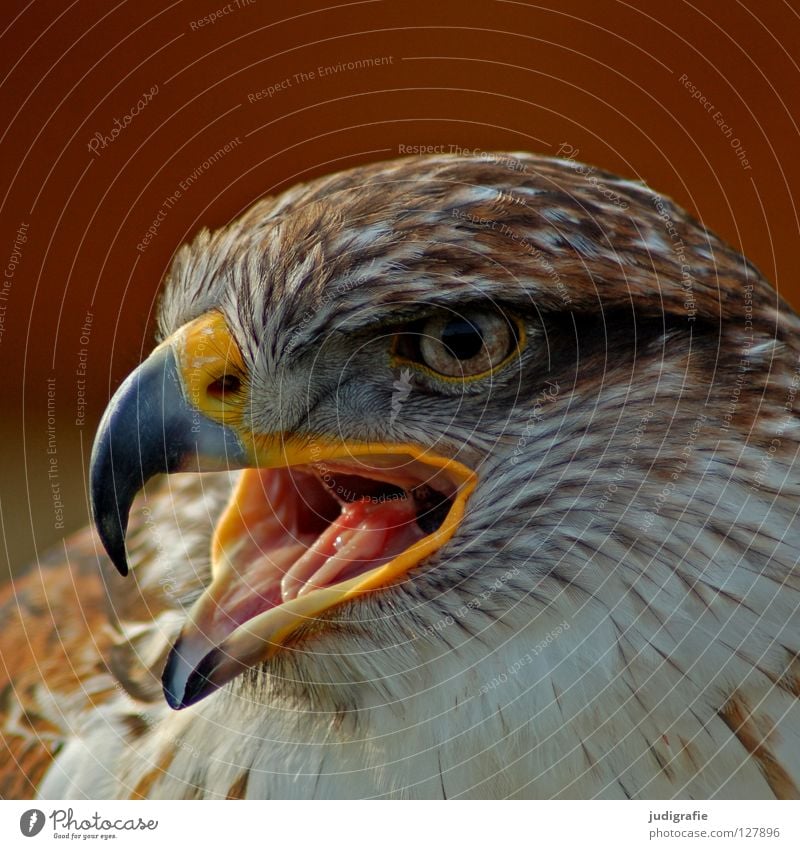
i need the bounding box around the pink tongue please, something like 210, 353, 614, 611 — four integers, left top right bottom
280, 495, 425, 602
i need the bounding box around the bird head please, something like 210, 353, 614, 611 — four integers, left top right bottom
91, 153, 795, 717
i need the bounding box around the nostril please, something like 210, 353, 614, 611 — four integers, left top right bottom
206, 373, 241, 400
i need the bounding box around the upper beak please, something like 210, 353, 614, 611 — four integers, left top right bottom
90, 313, 250, 576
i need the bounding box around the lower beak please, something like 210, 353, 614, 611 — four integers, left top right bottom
161, 449, 475, 709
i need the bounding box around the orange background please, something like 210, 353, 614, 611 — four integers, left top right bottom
1, 0, 799, 577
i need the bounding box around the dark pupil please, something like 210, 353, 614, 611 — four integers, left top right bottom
441, 318, 484, 360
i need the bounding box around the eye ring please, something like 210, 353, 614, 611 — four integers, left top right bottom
391, 308, 525, 382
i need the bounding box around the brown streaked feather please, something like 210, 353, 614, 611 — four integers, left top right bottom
719, 695, 800, 799
1, 472, 231, 799
0, 530, 111, 799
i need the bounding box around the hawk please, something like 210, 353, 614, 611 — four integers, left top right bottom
2, 152, 799, 799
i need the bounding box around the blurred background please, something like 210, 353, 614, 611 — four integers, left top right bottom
1, 0, 799, 580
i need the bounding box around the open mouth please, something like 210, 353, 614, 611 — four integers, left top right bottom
216, 456, 458, 612
161, 447, 476, 709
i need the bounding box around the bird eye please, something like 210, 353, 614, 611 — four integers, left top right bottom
394, 308, 521, 380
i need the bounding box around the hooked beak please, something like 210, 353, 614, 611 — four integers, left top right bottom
91, 312, 477, 711
90, 315, 249, 576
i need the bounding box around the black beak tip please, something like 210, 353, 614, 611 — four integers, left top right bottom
107, 547, 130, 578
162, 640, 185, 710
90, 492, 130, 577
162, 641, 222, 711
95, 528, 130, 577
